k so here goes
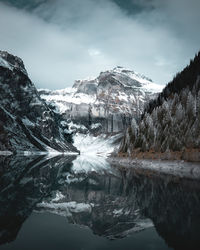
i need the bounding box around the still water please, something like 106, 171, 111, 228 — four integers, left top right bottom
0, 155, 200, 250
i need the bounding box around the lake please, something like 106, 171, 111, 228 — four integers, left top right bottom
0, 155, 200, 250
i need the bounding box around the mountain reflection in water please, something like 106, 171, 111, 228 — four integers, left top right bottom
0, 155, 200, 250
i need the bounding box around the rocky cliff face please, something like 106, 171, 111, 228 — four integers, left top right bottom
0, 51, 77, 153
39, 66, 162, 134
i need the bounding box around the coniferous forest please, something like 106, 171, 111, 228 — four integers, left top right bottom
119, 52, 200, 161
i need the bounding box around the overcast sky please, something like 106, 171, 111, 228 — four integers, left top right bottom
0, 0, 199, 89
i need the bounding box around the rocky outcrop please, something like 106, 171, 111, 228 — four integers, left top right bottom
0, 51, 78, 153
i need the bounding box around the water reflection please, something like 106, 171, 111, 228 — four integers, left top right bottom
0, 155, 75, 245
0, 155, 200, 249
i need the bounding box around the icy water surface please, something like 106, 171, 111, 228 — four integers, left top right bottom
0, 155, 200, 250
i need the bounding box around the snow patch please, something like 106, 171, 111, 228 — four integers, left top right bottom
72, 154, 112, 174
22, 151, 79, 156
52, 191, 65, 202
0, 57, 12, 70
36, 201, 93, 217
90, 123, 102, 129
0, 151, 13, 156
73, 133, 118, 157
71, 133, 120, 174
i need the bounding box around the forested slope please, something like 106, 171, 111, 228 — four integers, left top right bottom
119, 52, 200, 161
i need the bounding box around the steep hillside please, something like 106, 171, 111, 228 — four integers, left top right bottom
0, 51, 77, 153
119, 52, 200, 161
39, 66, 162, 134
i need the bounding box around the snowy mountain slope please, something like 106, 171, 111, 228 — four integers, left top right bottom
39, 66, 163, 133
0, 51, 78, 153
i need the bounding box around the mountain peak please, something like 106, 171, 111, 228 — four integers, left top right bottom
39, 65, 163, 127
111, 66, 153, 83
0, 50, 27, 76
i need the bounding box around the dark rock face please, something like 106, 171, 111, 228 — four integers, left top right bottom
0, 51, 77, 153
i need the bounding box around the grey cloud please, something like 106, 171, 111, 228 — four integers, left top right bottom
0, 0, 199, 89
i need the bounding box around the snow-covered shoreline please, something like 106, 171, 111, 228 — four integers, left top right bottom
0, 150, 79, 156
2, 131, 200, 182
108, 157, 200, 180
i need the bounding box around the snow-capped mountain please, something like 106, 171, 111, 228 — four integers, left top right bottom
39, 66, 163, 133
0, 51, 78, 153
